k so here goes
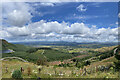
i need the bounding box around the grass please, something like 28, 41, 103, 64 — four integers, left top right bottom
94, 46, 116, 53
43, 49, 73, 61
1, 40, 119, 78
2, 46, 82, 62
102, 56, 118, 62
35, 50, 44, 54
68, 48, 93, 53
1, 57, 119, 78
2, 51, 46, 63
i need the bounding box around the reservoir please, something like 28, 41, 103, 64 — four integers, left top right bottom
0, 49, 14, 53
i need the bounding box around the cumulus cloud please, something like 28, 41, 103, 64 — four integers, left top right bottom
76, 4, 87, 12
6, 26, 30, 36
116, 22, 118, 25
26, 20, 90, 35
0, 29, 12, 39
62, 23, 90, 34
30, 2, 55, 7
118, 13, 120, 18
2, 20, 118, 42
1, 0, 119, 2
2, 2, 33, 27
1, 2, 118, 42
7, 10, 32, 27
40, 3, 55, 6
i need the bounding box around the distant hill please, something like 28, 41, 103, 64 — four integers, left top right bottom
0, 39, 15, 50
0, 39, 29, 51
94, 46, 117, 53
1, 39, 74, 62
12, 41, 118, 48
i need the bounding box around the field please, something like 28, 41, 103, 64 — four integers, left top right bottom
1, 39, 120, 79
1, 57, 119, 78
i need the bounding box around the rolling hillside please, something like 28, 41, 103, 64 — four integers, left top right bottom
0, 39, 29, 51
0, 39, 15, 50
2, 40, 78, 62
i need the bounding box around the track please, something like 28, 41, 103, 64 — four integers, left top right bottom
41, 50, 47, 59
0, 57, 28, 62
41, 50, 45, 54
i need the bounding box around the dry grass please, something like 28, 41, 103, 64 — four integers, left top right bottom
48, 55, 88, 65
94, 46, 116, 52
1, 58, 119, 78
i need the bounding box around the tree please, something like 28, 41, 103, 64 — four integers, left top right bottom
75, 61, 79, 68
12, 70, 22, 79
27, 67, 31, 76
114, 45, 120, 78
36, 57, 47, 65
85, 61, 91, 66
26, 48, 38, 53
115, 46, 120, 60
75, 61, 84, 69
72, 59, 77, 62
114, 46, 120, 70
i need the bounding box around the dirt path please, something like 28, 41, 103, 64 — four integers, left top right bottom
41, 50, 45, 54
0, 57, 28, 62
41, 50, 47, 59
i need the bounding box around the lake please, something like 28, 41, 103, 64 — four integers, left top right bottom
0, 50, 14, 53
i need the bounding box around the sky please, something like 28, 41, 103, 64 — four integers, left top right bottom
0, 2, 119, 42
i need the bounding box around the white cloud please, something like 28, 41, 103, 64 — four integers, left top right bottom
46, 33, 56, 37
7, 10, 32, 27
0, 29, 12, 39
2, 2, 33, 27
66, 15, 100, 20
40, 3, 55, 6
62, 23, 90, 34
30, 2, 55, 7
1, 2, 118, 42
118, 13, 120, 18
27, 20, 90, 35
2, 20, 118, 42
116, 22, 118, 25
6, 26, 30, 36
27, 20, 65, 34
1, 0, 119, 2
76, 4, 87, 12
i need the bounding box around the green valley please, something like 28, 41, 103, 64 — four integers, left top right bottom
1, 39, 120, 79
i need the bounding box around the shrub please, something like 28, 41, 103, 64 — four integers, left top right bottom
26, 48, 38, 53
75, 61, 84, 69
12, 70, 22, 79
114, 46, 120, 70
114, 61, 120, 70
84, 61, 91, 66
115, 46, 120, 60
27, 67, 31, 76
72, 59, 77, 62
98, 66, 106, 71
99, 49, 114, 61
37, 57, 47, 65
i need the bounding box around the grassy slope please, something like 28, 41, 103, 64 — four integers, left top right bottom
2, 43, 119, 78
1, 39, 16, 50
1, 40, 46, 63
2, 57, 119, 78
43, 49, 73, 61
1, 39, 30, 51
2, 40, 119, 78
93, 46, 117, 53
